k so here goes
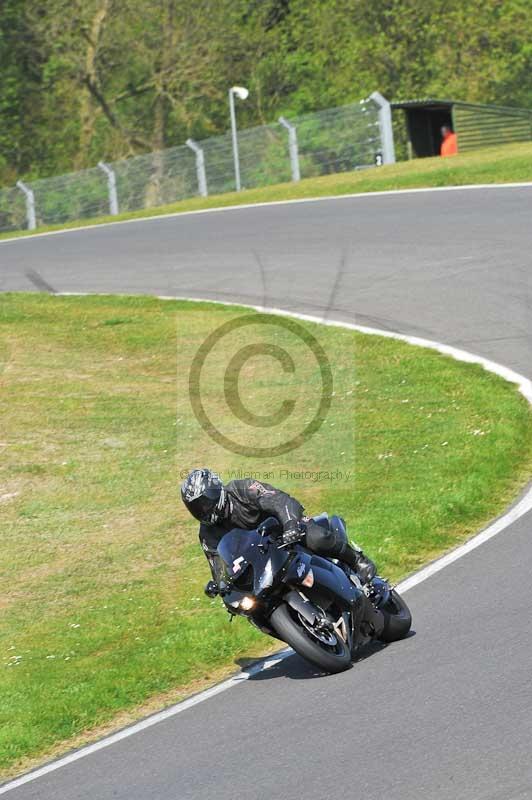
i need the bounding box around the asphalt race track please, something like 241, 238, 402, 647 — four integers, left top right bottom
2, 185, 532, 799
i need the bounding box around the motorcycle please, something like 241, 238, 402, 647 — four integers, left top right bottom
216, 514, 412, 674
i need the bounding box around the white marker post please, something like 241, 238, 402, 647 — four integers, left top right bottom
98, 161, 119, 215
279, 116, 301, 182
16, 180, 36, 230
186, 139, 208, 197
370, 91, 396, 165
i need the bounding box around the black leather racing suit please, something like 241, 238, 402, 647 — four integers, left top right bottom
198, 478, 354, 582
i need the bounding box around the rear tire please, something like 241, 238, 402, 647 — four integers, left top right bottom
269, 603, 351, 674
378, 589, 412, 643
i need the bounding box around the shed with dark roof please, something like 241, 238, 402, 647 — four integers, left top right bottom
391, 99, 532, 158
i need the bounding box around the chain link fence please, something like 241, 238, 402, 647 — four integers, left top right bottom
0, 95, 391, 234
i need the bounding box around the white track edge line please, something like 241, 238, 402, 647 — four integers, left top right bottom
1, 180, 531, 245
0, 649, 292, 795
2, 293, 532, 795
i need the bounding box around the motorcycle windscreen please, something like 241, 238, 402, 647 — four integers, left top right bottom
218, 529, 257, 579
217, 528, 282, 592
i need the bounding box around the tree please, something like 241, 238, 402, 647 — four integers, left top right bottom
1, 0, 531, 183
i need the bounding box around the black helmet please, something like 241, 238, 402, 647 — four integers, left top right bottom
181, 468, 226, 524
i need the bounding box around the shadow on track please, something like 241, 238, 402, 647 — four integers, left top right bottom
235, 630, 416, 682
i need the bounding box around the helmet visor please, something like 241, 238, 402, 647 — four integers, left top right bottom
184, 483, 224, 524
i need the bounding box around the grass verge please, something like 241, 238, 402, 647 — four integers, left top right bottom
1, 142, 531, 243
1, 292, 531, 779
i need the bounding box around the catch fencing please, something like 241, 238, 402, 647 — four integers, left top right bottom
0, 93, 394, 233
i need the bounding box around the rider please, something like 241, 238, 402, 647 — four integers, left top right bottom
181, 468, 376, 597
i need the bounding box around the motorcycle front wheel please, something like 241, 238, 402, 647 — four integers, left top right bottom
269, 603, 352, 674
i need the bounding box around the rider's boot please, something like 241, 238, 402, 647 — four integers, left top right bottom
339, 541, 376, 584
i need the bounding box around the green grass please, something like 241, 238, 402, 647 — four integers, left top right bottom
1, 292, 531, 778
1, 141, 531, 242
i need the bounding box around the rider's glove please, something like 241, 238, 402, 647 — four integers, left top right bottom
281, 520, 306, 546
204, 580, 219, 598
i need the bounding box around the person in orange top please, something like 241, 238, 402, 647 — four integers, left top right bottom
440, 125, 458, 157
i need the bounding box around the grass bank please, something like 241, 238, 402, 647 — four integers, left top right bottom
1, 292, 531, 778
1, 142, 531, 243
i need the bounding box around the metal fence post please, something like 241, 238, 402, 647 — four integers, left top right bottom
185, 139, 208, 197
278, 116, 301, 182
16, 181, 36, 230
369, 91, 396, 165
98, 161, 119, 215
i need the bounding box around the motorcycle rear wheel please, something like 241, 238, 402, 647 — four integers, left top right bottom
270, 603, 352, 674
378, 589, 412, 643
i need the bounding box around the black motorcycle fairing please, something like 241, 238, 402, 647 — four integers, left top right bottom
283, 550, 313, 584
283, 590, 321, 626
365, 600, 385, 637
217, 528, 289, 596
304, 551, 363, 611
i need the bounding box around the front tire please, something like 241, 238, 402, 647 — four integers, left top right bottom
378, 589, 412, 643
269, 603, 352, 674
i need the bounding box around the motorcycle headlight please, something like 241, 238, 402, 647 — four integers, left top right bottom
240, 596, 256, 611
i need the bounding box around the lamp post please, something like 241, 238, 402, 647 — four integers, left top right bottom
229, 85, 249, 191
